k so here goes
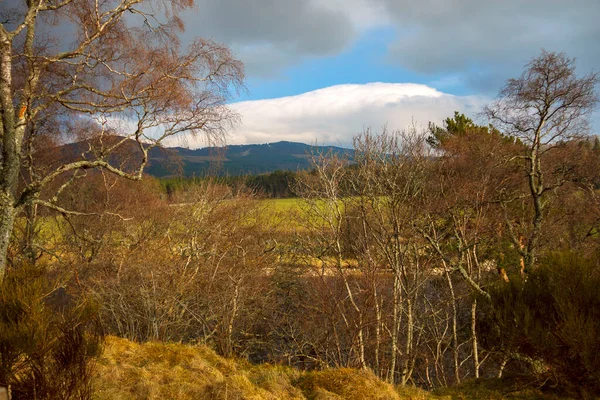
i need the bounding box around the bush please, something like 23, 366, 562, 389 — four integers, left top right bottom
487, 252, 600, 396
0, 263, 103, 399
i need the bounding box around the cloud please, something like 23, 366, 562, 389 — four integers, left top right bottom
176, 1, 598, 88
181, 0, 361, 74
175, 83, 489, 148
177, 0, 599, 94
377, 0, 600, 92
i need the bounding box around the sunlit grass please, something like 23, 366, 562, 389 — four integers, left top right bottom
93, 337, 398, 400
93, 337, 571, 400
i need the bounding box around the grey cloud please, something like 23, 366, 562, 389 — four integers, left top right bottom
181, 0, 356, 74
179, 0, 600, 87
232, 44, 301, 78
378, 0, 600, 92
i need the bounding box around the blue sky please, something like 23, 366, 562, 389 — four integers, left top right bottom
176, 0, 600, 147
241, 27, 423, 100
242, 26, 475, 102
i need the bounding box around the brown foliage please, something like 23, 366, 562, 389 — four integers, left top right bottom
0, 263, 103, 400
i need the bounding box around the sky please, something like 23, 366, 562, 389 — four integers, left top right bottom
172, 0, 599, 148
20, 0, 599, 148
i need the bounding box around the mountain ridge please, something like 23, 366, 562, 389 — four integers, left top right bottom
146, 140, 353, 177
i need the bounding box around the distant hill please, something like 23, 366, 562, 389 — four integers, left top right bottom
146, 141, 353, 177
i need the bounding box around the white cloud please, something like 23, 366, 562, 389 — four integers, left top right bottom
175, 83, 489, 148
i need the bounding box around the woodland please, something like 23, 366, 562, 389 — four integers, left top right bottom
0, 0, 599, 399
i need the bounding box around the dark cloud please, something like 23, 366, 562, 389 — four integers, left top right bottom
377, 0, 600, 92
6, 0, 597, 95
232, 44, 300, 78
176, 0, 599, 89
181, 0, 356, 73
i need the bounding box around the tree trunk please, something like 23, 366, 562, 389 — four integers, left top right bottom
400, 297, 414, 385
388, 273, 402, 383
445, 268, 460, 384
335, 238, 367, 370
0, 195, 15, 277
0, 37, 19, 281
373, 281, 381, 377
471, 298, 480, 379
525, 128, 544, 272
23, 203, 38, 264
225, 279, 240, 357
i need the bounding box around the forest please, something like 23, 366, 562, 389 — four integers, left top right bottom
1, 0, 599, 399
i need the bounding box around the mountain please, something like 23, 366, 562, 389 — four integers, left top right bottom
146, 141, 353, 177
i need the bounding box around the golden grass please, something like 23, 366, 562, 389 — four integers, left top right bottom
259, 197, 348, 233
94, 337, 411, 400
94, 337, 305, 400
296, 368, 405, 400
93, 337, 574, 400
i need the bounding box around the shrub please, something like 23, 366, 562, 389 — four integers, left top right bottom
0, 263, 103, 399
487, 252, 600, 396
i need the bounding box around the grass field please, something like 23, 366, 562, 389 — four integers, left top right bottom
263, 197, 304, 212
258, 196, 352, 234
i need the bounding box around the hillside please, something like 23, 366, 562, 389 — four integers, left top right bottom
54, 139, 352, 177
145, 141, 353, 177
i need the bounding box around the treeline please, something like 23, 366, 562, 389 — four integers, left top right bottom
160, 169, 300, 199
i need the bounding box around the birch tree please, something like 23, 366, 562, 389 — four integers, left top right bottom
485, 50, 598, 272
0, 0, 244, 279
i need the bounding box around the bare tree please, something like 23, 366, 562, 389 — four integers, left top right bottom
485, 50, 598, 271
0, 0, 244, 279
294, 152, 370, 370
350, 127, 433, 384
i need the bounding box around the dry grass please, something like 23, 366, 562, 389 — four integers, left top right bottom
93, 337, 574, 400
93, 337, 407, 400
296, 368, 408, 400
94, 337, 304, 400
